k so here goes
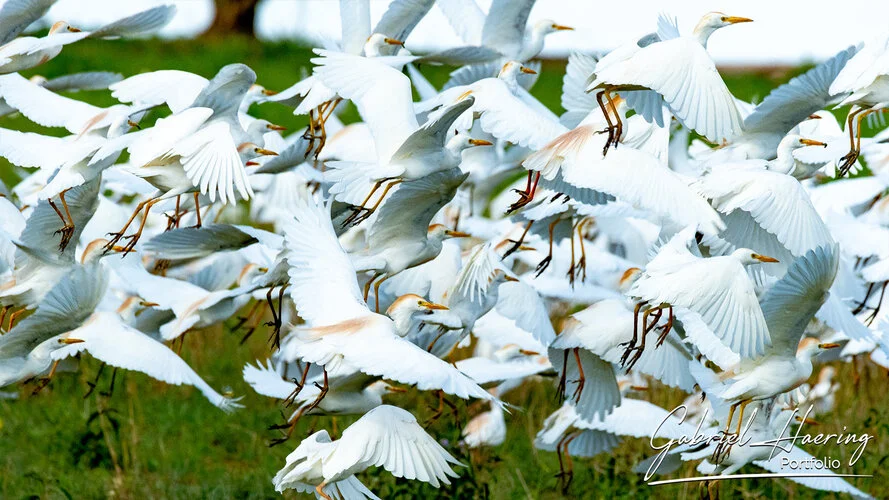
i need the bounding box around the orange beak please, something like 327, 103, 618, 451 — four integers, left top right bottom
721, 16, 753, 24
418, 300, 449, 310
384, 38, 404, 46
469, 139, 493, 146
520, 67, 538, 75
266, 123, 287, 131
818, 343, 841, 349
253, 148, 278, 156
799, 138, 827, 148
752, 254, 779, 263
551, 24, 573, 31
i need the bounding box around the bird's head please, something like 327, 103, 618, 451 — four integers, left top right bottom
237, 142, 278, 164
364, 33, 404, 57
498, 60, 538, 80
49, 21, 81, 34
446, 131, 493, 154
619, 267, 642, 291
366, 380, 408, 398
81, 238, 125, 263
693, 13, 751, 46
387, 293, 448, 316
732, 248, 779, 266
491, 268, 519, 286
249, 84, 278, 98
29, 75, 48, 86
797, 337, 841, 358
428, 224, 470, 241
237, 263, 266, 286
533, 19, 573, 36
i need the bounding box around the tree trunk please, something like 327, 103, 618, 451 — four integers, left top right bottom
205, 0, 260, 37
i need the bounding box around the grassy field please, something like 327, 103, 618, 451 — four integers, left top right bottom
0, 37, 886, 499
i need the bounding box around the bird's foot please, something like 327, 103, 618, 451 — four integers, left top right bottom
506, 190, 533, 214
535, 256, 552, 277
570, 379, 584, 403
837, 150, 859, 177
54, 224, 75, 252
31, 377, 52, 395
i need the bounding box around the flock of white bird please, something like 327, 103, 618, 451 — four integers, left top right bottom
1, 0, 888, 498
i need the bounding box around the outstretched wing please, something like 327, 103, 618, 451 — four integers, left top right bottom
481, 0, 535, 58
324, 405, 462, 487
372, 0, 435, 45
0, 0, 57, 45
110, 70, 208, 114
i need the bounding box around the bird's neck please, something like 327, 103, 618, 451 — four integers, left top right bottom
692, 24, 718, 48
520, 28, 547, 61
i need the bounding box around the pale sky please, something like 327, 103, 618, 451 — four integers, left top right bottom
44, 0, 887, 65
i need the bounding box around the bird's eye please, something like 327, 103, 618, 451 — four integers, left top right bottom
750, 253, 756, 259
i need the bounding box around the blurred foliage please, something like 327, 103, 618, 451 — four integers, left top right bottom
0, 37, 885, 499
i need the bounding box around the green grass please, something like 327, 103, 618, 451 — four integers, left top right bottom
0, 36, 886, 499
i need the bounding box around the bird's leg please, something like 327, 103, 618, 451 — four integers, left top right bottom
0, 305, 9, 333
566, 217, 578, 285
101, 367, 118, 397
502, 220, 534, 259
468, 183, 475, 217
265, 284, 288, 350
507, 171, 541, 213
363, 272, 382, 302
625, 307, 655, 371
619, 302, 645, 365
32, 360, 60, 394
192, 193, 202, 229
270, 369, 328, 447
105, 197, 153, 253
83, 362, 107, 398
313, 98, 341, 158
263, 287, 279, 342
53, 189, 75, 252
734, 400, 752, 437
373, 275, 390, 313
706, 479, 720, 500
283, 362, 312, 407
534, 218, 560, 277
315, 481, 332, 500
604, 90, 622, 150
425, 326, 449, 353
655, 306, 674, 347
570, 348, 585, 403
864, 281, 888, 326
852, 282, 876, 315
165, 195, 181, 231
555, 432, 569, 484
425, 390, 448, 425
560, 431, 581, 493
303, 369, 329, 414
302, 109, 318, 156
350, 179, 402, 226
343, 179, 386, 227
234, 300, 263, 344
120, 199, 161, 255
596, 90, 616, 155
838, 107, 866, 176
556, 349, 570, 403
576, 219, 589, 281
7, 307, 26, 331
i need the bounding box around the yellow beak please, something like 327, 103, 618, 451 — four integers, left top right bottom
469, 139, 493, 146
752, 254, 779, 263
520, 67, 538, 75
418, 300, 449, 310
266, 123, 287, 131
261, 88, 278, 96
253, 148, 278, 156
799, 138, 827, 148
818, 342, 841, 349
721, 16, 753, 24
503, 275, 520, 282
445, 230, 470, 238
385, 385, 408, 393
552, 24, 574, 31
518, 349, 539, 355
62, 337, 85, 344
67, 26, 82, 33
795, 415, 820, 426
384, 38, 404, 46
139, 301, 159, 307
806, 114, 822, 120
457, 89, 473, 101
245, 161, 259, 166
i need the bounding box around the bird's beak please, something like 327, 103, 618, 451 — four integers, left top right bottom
752, 254, 779, 263
469, 139, 493, 146
127, 120, 141, 129
107, 245, 128, 253
266, 123, 287, 131
261, 88, 278, 96
799, 138, 827, 148
245, 161, 260, 166
795, 415, 819, 426
67, 26, 82, 32
384, 38, 404, 46
721, 16, 753, 24
62, 337, 85, 344
258, 267, 269, 273
418, 300, 449, 310
457, 89, 473, 101
551, 24, 573, 31
518, 349, 539, 355
253, 148, 278, 156
818, 342, 841, 349
806, 114, 822, 120
503, 275, 520, 282
385, 385, 408, 393
445, 229, 470, 238
517, 245, 536, 252
520, 67, 538, 75
139, 301, 159, 307
630, 385, 649, 391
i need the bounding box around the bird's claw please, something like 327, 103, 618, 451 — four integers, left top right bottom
54, 225, 74, 252
535, 256, 552, 276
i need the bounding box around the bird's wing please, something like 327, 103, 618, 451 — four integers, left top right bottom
324, 405, 462, 488
744, 46, 857, 134
0, 73, 105, 134
367, 167, 468, 248
243, 359, 295, 399
592, 37, 743, 143
390, 96, 473, 161
54, 312, 242, 412
481, 0, 535, 58
0, 262, 106, 358
0, 0, 56, 45
829, 37, 889, 95
41, 71, 123, 92
16, 177, 100, 265
494, 281, 556, 350
753, 446, 874, 499
759, 245, 839, 357
127, 107, 213, 166
0, 128, 80, 170
109, 256, 211, 317
472, 78, 568, 150
86, 4, 177, 39
548, 347, 620, 420
455, 355, 551, 384
560, 51, 599, 128
473, 310, 549, 353
311, 50, 418, 163
656, 12, 681, 40
582, 399, 700, 440
339, 0, 370, 54
437, 0, 484, 45
561, 145, 724, 234
173, 120, 253, 203
110, 70, 208, 114
630, 252, 770, 359
695, 164, 834, 257
291, 321, 493, 401
372, 0, 435, 44
451, 242, 499, 307
282, 196, 370, 326
142, 224, 259, 261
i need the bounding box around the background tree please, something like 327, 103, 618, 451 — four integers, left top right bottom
205, 0, 261, 37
